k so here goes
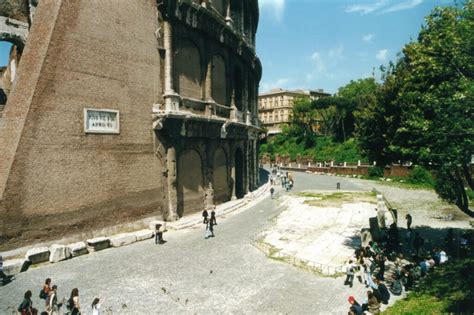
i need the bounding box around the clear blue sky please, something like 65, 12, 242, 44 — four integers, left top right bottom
257, 0, 456, 94
0, 0, 456, 94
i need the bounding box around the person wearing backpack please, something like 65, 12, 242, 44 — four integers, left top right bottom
67, 288, 81, 315
40, 278, 52, 310
18, 290, 38, 315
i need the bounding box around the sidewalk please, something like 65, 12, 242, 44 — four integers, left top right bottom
1, 182, 269, 275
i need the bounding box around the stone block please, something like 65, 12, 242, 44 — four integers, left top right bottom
109, 233, 137, 247
360, 228, 373, 248
3, 258, 29, 276
25, 247, 50, 264
68, 242, 88, 257
49, 244, 71, 263
86, 237, 110, 252
135, 229, 154, 241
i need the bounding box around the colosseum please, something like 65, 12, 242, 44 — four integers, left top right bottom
0, 0, 262, 248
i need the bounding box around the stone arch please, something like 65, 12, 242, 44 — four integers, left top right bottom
174, 39, 202, 100
234, 66, 243, 111
177, 149, 205, 217
211, 55, 227, 106
212, 0, 227, 17
234, 147, 245, 199
212, 147, 230, 204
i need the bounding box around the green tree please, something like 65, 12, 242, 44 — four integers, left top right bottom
357, 1, 474, 215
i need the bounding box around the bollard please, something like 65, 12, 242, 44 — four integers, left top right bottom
337, 182, 340, 189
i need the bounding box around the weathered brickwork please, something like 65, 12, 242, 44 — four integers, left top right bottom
0, 0, 261, 249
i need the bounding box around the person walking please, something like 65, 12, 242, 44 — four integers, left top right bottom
270, 187, 275, 198
47, 285, 62, 315
210, 207, 217, 225
18, 290, 37, 315
67, 288, 81, 315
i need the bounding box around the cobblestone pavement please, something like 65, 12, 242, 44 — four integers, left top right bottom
0, 173, 387, 314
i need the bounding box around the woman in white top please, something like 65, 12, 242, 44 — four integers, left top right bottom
91, 297, 105, 315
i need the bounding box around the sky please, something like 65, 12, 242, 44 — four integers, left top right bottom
257, 0, 456, 94
0, 0, 457, 94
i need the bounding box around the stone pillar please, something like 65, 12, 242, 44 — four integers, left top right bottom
244, 142, 250, 194
205, 60, 215, 116
163, 20, 180, 111
166, 147, 179, 221
204, 146, 214, 209
231, 149, 237, 200
226, 1, 233, 27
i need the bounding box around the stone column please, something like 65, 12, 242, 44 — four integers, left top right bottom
205, 60, 215, 116
166, 147, 179, 221
163, 20, 180, 111
204, 146, 214, 209
226, 1, 233, 27
231, 149, 237, 200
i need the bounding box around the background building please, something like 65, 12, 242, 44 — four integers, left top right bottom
258, 88, 330, 135
0, 0, 261, 248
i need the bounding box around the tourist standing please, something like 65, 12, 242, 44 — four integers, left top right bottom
405, 213, 412, 230
202, 209, 209, 224
67, 288, 81, 315
40, 278, 52, 310
91, 297, 105, 315
344, 260, 355, 288
413, 232, 424, 257
18, 290, 37, 315
155, 223, 166, 245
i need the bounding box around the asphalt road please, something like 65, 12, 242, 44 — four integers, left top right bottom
0, 171, 370, 314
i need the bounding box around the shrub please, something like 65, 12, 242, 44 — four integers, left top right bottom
368, 166, 384, 178
408, 165, 435, 186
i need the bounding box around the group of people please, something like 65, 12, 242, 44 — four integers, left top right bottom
17, 278, 104, 315
345, 212, 461, 314
269, 168, 294, 196
202, 207, 217, 239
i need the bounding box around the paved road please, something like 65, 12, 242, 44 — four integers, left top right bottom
0, 172, 371, 314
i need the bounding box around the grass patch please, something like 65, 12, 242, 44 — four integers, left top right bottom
298, 191, 376, 207
384, 258, 474, 314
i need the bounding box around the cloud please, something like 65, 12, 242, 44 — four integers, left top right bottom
363, 34, 375, 42
381, 0, 423, 13
376, 49, 389, 61
345, 0, 423, 15
345, 0, 388, 15
259, 0, 286, 22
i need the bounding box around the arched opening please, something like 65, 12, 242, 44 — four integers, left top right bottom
235, 148, 244, 199
174, 40, 202, 100
212, 55, 227, 106
212, 0, 227, 17
0, 41, 22, 111
177, 149, 204, 217
234, 66, 243, 111
213, 148, 230, 204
